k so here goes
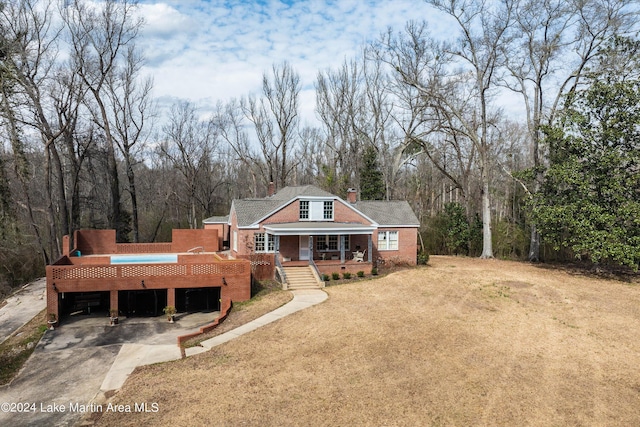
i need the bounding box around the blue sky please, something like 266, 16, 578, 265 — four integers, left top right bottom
135, 0, 448, 123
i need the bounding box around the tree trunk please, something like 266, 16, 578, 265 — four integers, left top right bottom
480, 169, 493, 259
528, 224, 540, 262
126, 162, 139, 242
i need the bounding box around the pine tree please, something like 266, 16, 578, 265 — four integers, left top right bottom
360, 146, 385, 200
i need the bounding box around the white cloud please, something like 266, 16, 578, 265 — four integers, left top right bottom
138, 3, 195, 38
136, 0, 448, 124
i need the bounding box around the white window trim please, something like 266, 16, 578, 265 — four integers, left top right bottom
299, 200, 309, 220
377, 231, 399, 251
323, 200, 334, 220
299, 199, 334, 222
315, 234, 349, 251
254, 232, 275, 253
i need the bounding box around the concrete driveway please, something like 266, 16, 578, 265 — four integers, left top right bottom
0, 278, 46, 344
0, 310, 217, 427
0, 285, 328, 427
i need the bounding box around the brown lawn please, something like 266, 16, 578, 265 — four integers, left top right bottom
95, 256, 640, 426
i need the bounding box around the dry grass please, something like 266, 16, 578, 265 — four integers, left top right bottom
182, 289, 293, 347
0, 309, 47, 385
96, 256, 640, 426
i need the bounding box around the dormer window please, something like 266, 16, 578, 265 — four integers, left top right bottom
299, 201, 309, 219
299, 199, 334, 221
323, 201, 333, 220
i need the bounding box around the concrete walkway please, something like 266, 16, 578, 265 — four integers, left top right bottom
0, 287, 326, 426
100, 289, 328, 391
0, 278, 46, 344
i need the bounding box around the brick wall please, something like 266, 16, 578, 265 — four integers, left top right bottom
373, 227, 418, 266
171, 229, 219, 252
46, 228, 250, 325
262, 199, 372, 226
333, 201, 372, 224
176, 297, 233, 348
279, 235, 299, 260
46, 259, 251, 324
203, 223, 226, 249
237, 253, 274, 281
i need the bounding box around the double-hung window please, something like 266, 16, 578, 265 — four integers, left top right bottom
301, 200, 334, 221
377, 231, 398, 250
323, 201, 333, 220
299, 201, 309, 220
316, 235, 349, 251
254, 233, 274, 252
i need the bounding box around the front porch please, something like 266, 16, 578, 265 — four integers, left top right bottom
261, 222, 376, 280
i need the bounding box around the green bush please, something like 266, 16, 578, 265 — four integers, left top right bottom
356, 270, 365, 277
342, 272, 351, 279
331, 272, 340, 280
417, 251, 429, 265
371, 267, 378, 275
322, 274, 330, 281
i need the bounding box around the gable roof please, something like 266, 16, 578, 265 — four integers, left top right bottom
353, 201, 420, 227
229, 185, 419, 228
229, 185, 338, 227
269, 185, 336, 200
232, 199, 284, 227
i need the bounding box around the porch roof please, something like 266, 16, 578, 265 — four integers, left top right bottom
263, 222, 376, 236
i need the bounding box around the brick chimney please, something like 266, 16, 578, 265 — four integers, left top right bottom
267, 182, 275, 197
346, 188, 357, 204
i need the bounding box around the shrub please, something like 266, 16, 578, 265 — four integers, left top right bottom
331, 272, 340, 280
417, 251, 429, 265
322, 274, 330, 281
342, 272, 351, 279
371, 267, 378, 275
356, 271, 365, 277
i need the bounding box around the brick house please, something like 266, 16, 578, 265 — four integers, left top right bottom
204, 185, 420, 281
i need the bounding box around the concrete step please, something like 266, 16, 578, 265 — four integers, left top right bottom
283, 266, 323, 290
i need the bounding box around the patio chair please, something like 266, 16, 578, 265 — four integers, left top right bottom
354, 249, 366, 262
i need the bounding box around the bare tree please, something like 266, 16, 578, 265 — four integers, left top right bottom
0, 0, 70, 261
63, 0, 143, 242
160, 101, 215, 229
107, 45, 155, 242
212, 99, 261, 197
381, 0, 515, 258
242, 61, 301, 191
315, 59, 361, 194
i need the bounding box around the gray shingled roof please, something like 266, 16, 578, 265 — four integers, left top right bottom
203, 215, 229, 224
231, 185, 419, 228
270, 185, 335, 200
232, 185, 337, 226
232, 199, 284, 226
354, 201, 420, 226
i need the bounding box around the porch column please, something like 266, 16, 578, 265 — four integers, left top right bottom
368, 234, 373, 263
274, 235, 280, 260
110, 290, 118, 314
308, 235, 314, 265
340, 235, 345, 263
167, 288, 176, 309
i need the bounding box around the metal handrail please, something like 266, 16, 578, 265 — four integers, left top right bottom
275, 254, 288, 288
309, 257, 324, 288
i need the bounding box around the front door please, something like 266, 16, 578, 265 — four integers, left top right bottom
299, 235, 310, 261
